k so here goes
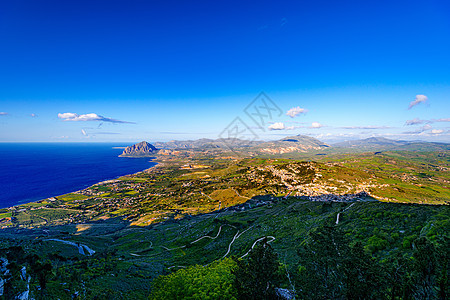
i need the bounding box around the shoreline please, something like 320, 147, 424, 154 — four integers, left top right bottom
91, 161, 160, 186
3, 159, 159, 211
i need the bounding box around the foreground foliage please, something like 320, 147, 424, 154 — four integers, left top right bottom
150, 258, 237, 300
233, 239, 281, 300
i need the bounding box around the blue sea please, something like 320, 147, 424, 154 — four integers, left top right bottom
0, 143, 156, 208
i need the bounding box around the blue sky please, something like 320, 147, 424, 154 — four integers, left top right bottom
0, 0, 449, 143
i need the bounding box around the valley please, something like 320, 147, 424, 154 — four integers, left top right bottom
0, 138, 449, 299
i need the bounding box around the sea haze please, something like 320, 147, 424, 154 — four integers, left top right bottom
0, 143, 156, 208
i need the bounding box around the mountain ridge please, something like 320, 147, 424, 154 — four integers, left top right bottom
332, 137, 450, 152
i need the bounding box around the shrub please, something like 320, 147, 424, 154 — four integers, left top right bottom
150, 258, 237, 300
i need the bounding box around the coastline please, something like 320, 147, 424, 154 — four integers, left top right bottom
0, 159, 161, 229
91, 161, 159, 186
2, 158, 159, 211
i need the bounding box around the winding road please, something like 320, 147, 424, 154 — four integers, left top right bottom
336, 202, 356, 225
161, 245, 186, 251
222, 226, 254, 259
190, 225, 225, 244
240, 236, 276, 258
231, 188, 251, 200
44, 239, 95, 256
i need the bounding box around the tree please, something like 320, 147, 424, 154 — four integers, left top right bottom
410, 237, 439, 299
3, 246, 27, 298
233, 238, 280, 300
383, 252, 411, 299
150, 258, 237, 299
296, 225, 349, 299
343, 242, 386, 299
296, 225, 386, 299
435, 235, 449, 300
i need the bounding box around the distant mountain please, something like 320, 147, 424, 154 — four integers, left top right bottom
153, 138, 263, 150
119, 141, 158, 157
153, 135, 328, 154
395, 142, 450, 152
333, 137, 408, 148
255, 135, 329, 154
332, 137, 450, 152
152, 136, 449, 154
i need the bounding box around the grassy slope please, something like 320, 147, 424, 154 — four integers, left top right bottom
1, 198, 448, 298
0, 150, 448, 298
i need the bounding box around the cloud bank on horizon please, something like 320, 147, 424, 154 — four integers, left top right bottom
405, 117, 450, 126
341, 126, 391, 130
58, 113, 134, 124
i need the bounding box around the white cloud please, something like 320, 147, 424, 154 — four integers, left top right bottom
0, 112, 8, 116
58, 112, 134, 124
403, 124, 433, 134
286, 106, 308, 118
310, 122, 323, 128
422, 124, 432, 131
268, 122, 285, 130
405, 118, 428, 126
58, 113, 99, 121
431, 129, 444, 134
408, 94, 428, 109
405, 118, 449, 126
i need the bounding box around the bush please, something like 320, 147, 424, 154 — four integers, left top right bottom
150, 258, 237, 300
365, 235, 389, 253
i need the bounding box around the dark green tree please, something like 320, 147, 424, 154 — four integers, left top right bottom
296, 225, 349, 299
435, 236, 449, 300
3, 246, 27, 298
233, 238, 280, 300
30, 260, 53, 292
410, 237, 439, 299
384, 252, 412, 299
343, 242, 386, 299
296, 225, 387, 299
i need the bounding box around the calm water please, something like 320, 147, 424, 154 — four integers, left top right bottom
0, 143, 156, 208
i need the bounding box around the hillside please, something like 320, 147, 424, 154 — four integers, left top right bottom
0, 194, 448, 298
152, 136, 450, 158
0, 149, 448, 298
253, 134, 329, 154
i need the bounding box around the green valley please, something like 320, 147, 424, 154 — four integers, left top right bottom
0, 146, 449, 299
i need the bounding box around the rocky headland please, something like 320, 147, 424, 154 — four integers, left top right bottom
119, 141, 158, 157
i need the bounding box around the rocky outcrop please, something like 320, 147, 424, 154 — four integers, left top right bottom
119, 141, 158, 157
